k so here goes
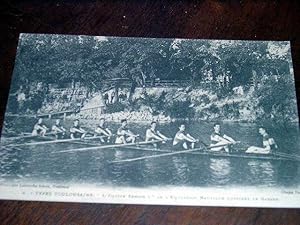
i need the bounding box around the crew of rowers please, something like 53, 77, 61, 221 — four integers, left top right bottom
31, 118, 278, 154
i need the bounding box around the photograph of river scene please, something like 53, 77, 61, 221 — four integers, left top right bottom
1, 34, 300, 205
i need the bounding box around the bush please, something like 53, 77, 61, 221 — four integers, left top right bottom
253, 75, 298, 122
208, 103, 220, 115
200, 94, 210, 105
221, 102, 240, 119
165, 100, 195, 119
131, 91, 167, 114
216, 85, 232, 98
27, 91, 45, 112
105, 102, 126, 113
7, 95, 18, 114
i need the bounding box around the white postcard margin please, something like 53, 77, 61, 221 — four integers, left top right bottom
0, 181, 299, 208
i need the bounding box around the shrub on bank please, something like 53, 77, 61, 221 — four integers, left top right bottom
165, 100, 195, 119
105, 102, 127, 114
249, 75, 298, 123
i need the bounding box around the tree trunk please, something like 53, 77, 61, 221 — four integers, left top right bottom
114, 85, 119, 103
128, 81, 136, 103
69, 79, 76, 103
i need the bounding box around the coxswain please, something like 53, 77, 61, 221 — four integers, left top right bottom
32, 118, 49, 136
173, 124, 198, 150
145, 121, 169, 147
51, 119, 66, 139
70, 119, 87, 139
210, 123, 236, 152
115, 119, 138, 144
94, 118, 113, 143
246, 127, 278, 154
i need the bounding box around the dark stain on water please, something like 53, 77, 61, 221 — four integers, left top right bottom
1, 117, 300, 187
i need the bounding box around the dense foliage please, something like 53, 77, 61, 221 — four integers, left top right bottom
8, 34, 297, 123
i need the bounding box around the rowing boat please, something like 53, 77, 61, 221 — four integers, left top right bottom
110, 145, 298, 163
50, 138, 294, 163
189, 149, 293, 161
52, 139, 167, 154
0, 132, 57, 143
1, 134, 55, 144
2, 132, 298, 163
4, 135, 107, 147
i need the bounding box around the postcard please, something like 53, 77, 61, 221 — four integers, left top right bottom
0, 33, 300, 208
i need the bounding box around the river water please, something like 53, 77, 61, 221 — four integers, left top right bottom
1, 117, 300, 188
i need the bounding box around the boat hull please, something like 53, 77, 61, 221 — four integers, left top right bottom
124, 145, 294, 162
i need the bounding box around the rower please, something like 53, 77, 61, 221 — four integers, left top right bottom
115, 119, 138, 144
145, 121, 169, 147
32, 118, 49, 136
94, 117, 112, 143
173, 124, 198, 150
246, 127, 278, 154
51, 119, 66, 139
70, 119, 87, 139
210, 123, 236, 152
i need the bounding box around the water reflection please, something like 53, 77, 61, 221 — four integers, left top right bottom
0, 147, 24, 180
277, 161, 299, 187
141, 155, 164, 185
247, 161, 275, 187
1, 118, 300, 187
171, 156, 189, 185
110, 149, 146, 186
109, 150, 126, 183
113, 149, 127, 161
209, 158, 231, 186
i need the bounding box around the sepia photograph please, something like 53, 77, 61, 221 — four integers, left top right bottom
0, 33, 300, 207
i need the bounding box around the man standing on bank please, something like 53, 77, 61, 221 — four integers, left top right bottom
210, 123, 236, 152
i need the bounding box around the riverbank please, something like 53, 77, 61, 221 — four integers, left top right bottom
7, 78, 298, 124
75, 110, 172, 123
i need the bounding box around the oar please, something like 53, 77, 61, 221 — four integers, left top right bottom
193, 142, 240, 151
145, 137, 172, 142
124, 137, 172, 150
197, 138, 240, 150
110, 148, 203, 163
4, 135, 108, 147
272, 152, 300, 161
197, 139, 209, 148
122, 145, 172, 153
51, 139, 165, 154
80, 131, 95, 137
236, 144, 300, 162
163, 137, 173, 141
1, 132, 57, 142
110, 142, 241, 164
2, 133, 36, 141
1, 129, 18, 136
84, 131, 115, 138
